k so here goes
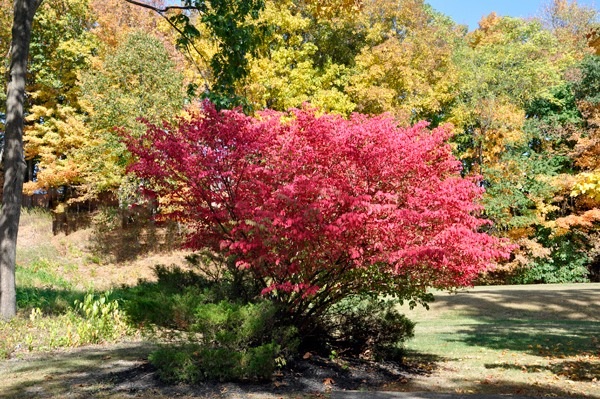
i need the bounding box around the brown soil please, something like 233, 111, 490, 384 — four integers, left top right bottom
105, 353, 425, 398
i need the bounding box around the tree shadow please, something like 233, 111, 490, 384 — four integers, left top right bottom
454, 320, 600, 357
429, 285, 600, 358
445, 377, 592, 398
1, 342, 156, 398
16, 286, 88, 315
485, 358, 600, 382
430, 285, 600, 322
409, 285, 600, 390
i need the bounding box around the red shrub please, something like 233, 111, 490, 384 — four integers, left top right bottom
124, 102, 512, 326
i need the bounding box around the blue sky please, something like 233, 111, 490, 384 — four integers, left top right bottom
426, 0, 597, 31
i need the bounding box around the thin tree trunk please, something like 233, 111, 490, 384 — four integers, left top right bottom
0, 0, 43, 320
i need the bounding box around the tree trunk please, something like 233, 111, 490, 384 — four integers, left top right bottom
0, 0, 43, 320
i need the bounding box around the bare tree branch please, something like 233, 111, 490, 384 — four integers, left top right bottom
121, 0, 201, 14
121, 0, 212, 92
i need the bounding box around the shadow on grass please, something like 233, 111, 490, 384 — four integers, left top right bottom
485, 358, 600, 381
431, 285, 600, 322
405, 285, 600, 391
91, 218, 183, 264
16, 283, 137, 316
403, 351, 448, 364
426, 285, 600, 357
16, 286, 89, 315
0, 342, 156, 399
454, 320, 600, 357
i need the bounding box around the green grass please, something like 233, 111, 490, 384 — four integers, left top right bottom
393, 284, 600, 398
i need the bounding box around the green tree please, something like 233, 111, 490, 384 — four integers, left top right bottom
123, 0, 266, 111
75, 30, 184, 199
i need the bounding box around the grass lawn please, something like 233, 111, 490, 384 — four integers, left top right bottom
392, 284, 600, 398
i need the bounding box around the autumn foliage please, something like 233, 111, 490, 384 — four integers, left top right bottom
124, 102, 512, 324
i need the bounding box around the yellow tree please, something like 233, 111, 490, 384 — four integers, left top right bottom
539, 0, 598, 59
452, 13, 563, 178
22, 0, 97, 196
242, 0, 357, 115
570, 55, 600, 202
346, 0, 460, 125
22, 0, 184, 200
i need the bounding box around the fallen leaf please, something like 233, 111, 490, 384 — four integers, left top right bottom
102, 356, 112, 360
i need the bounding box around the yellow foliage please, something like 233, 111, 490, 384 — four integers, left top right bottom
347, 0, 459, 123
242, 0, 357, 115
572, 171, 600, 201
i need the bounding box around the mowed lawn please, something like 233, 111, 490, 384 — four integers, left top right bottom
391, 283, 600, 398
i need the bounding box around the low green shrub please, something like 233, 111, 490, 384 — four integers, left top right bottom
149, 341, 280, 383
312, 296, 415, 361
123, 263, 416, 383
123, 265, 297, 382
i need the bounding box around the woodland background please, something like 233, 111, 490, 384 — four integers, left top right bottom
2, 0, 600, 285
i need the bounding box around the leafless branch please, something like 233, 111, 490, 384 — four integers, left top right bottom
121, 0, 211, 90
121, 0, 200, 13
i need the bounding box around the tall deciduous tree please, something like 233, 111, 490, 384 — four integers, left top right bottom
1, 0, 44, 320
347, 0, 460, 126
75, 30, 184, 200
22, 0, 97, 195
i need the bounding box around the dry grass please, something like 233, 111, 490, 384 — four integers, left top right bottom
16, 207, 192, 291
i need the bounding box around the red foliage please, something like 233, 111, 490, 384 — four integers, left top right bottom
124, 102, 512, 314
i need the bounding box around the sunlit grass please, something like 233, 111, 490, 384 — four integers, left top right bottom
395, 284, 600, 398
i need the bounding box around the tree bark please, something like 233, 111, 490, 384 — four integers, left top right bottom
0, 0, 43, 320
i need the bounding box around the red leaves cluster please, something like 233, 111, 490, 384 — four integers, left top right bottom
124, 102, 511, 301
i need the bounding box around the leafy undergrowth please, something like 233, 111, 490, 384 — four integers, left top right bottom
0, 291, 133, 360
1, 207, 184, 361
393, 284, 600, 398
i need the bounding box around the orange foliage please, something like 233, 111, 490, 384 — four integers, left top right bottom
555, 209, 600, 229
90, 0, 163, 52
